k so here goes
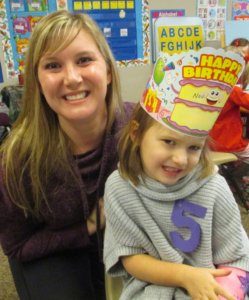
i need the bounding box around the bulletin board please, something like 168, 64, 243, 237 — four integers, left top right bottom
0, 0, 150, 79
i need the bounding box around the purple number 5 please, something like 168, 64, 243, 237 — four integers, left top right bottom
170, 200, 207, 252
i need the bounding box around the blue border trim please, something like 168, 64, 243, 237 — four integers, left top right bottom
0, 62, 3, 83
135, 0, 143, 58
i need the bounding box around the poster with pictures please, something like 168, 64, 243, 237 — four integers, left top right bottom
232, 0, 249, 20
197, 0, 227, 41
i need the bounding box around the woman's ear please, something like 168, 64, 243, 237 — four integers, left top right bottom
107, 69, 112, 85
129, 120, 139, 142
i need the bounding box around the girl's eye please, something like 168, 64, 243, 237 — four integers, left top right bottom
189, 145, 200, 151
164, 139, 175, 145
45, 62, 60, 69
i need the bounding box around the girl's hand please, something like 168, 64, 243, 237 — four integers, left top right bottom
182, 267, 236, 300
87, 197, 106, 235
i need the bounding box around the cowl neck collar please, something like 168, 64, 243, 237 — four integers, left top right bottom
132, 164, 213, 202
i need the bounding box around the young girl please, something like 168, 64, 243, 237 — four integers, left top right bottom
209, 46, 249, 162
104, 49, 249, 300
230, 38, 249, 56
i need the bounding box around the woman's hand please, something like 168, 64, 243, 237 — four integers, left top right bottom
182, 267, 236, 300
87, 197, 106, 235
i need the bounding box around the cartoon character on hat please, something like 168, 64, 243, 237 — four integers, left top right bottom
141, 47, 244, 137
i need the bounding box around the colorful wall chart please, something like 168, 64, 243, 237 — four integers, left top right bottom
0, 0, 150, 79
196, 0, 227, 41
232, 0, 249, 20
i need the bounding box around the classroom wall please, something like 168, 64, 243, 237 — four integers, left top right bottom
0, 0, 234, 103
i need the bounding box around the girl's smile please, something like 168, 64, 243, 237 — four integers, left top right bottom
162, 166, 183, 177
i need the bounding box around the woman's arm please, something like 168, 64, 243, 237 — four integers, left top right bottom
0, 183, 93, 262
121, 254, 237, 300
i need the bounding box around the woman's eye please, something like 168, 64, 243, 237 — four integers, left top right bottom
45, 62, 60, 69
164, 139, 175, 145
78, 57, 92, 64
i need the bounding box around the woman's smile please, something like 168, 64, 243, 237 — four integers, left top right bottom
64, 91, 89, 101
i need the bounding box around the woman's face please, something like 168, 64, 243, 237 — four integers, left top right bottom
38, 28, 111, 127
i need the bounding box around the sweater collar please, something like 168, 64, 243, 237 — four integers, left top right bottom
132, 164, 214, 201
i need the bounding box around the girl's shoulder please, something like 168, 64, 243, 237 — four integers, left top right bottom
106, 169, 128, 189
203, 171, 235, 198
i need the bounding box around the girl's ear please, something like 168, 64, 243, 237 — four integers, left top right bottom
129, 120, 139, 142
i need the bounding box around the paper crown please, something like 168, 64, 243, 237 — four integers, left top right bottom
141, 47, 245, 137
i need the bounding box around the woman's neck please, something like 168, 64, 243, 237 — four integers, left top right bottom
59, 115, 107, 155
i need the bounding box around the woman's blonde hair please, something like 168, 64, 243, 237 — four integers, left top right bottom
224, 45, 249, 89
0, 10, 123, 217
118, 103, 215, 185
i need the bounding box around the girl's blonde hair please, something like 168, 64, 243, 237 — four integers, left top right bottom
0, 10, 123, 217
118, 103, 215, 185
230, 38, 249, 47
224, 45, 249, 89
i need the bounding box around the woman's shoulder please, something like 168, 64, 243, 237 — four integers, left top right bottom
113, 101, 135, 131
122, 101, 136, 118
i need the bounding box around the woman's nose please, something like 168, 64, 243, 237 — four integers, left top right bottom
63, 65, 83, 86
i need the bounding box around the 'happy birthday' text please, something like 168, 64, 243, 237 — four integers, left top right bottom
183, 54, 243, 87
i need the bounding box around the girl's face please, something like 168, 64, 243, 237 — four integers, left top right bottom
138, 121, 206, 185
38, 28, 111, 128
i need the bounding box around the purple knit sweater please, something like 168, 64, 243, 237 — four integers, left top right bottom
0, 102, 135, 262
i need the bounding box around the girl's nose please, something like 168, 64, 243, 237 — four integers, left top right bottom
172, 149, 188, 167
63, 65, 83, 86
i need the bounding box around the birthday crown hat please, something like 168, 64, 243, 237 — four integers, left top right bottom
141, 47, 245, 137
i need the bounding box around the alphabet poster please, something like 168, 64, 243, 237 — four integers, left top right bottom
154, 17, 204, 60
196, 0, 227, 41
150, 9, 185, 63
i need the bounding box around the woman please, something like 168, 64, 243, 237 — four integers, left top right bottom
0, 10, 134, 300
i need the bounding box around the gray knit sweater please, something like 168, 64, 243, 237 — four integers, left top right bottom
104, 165, 249, 300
